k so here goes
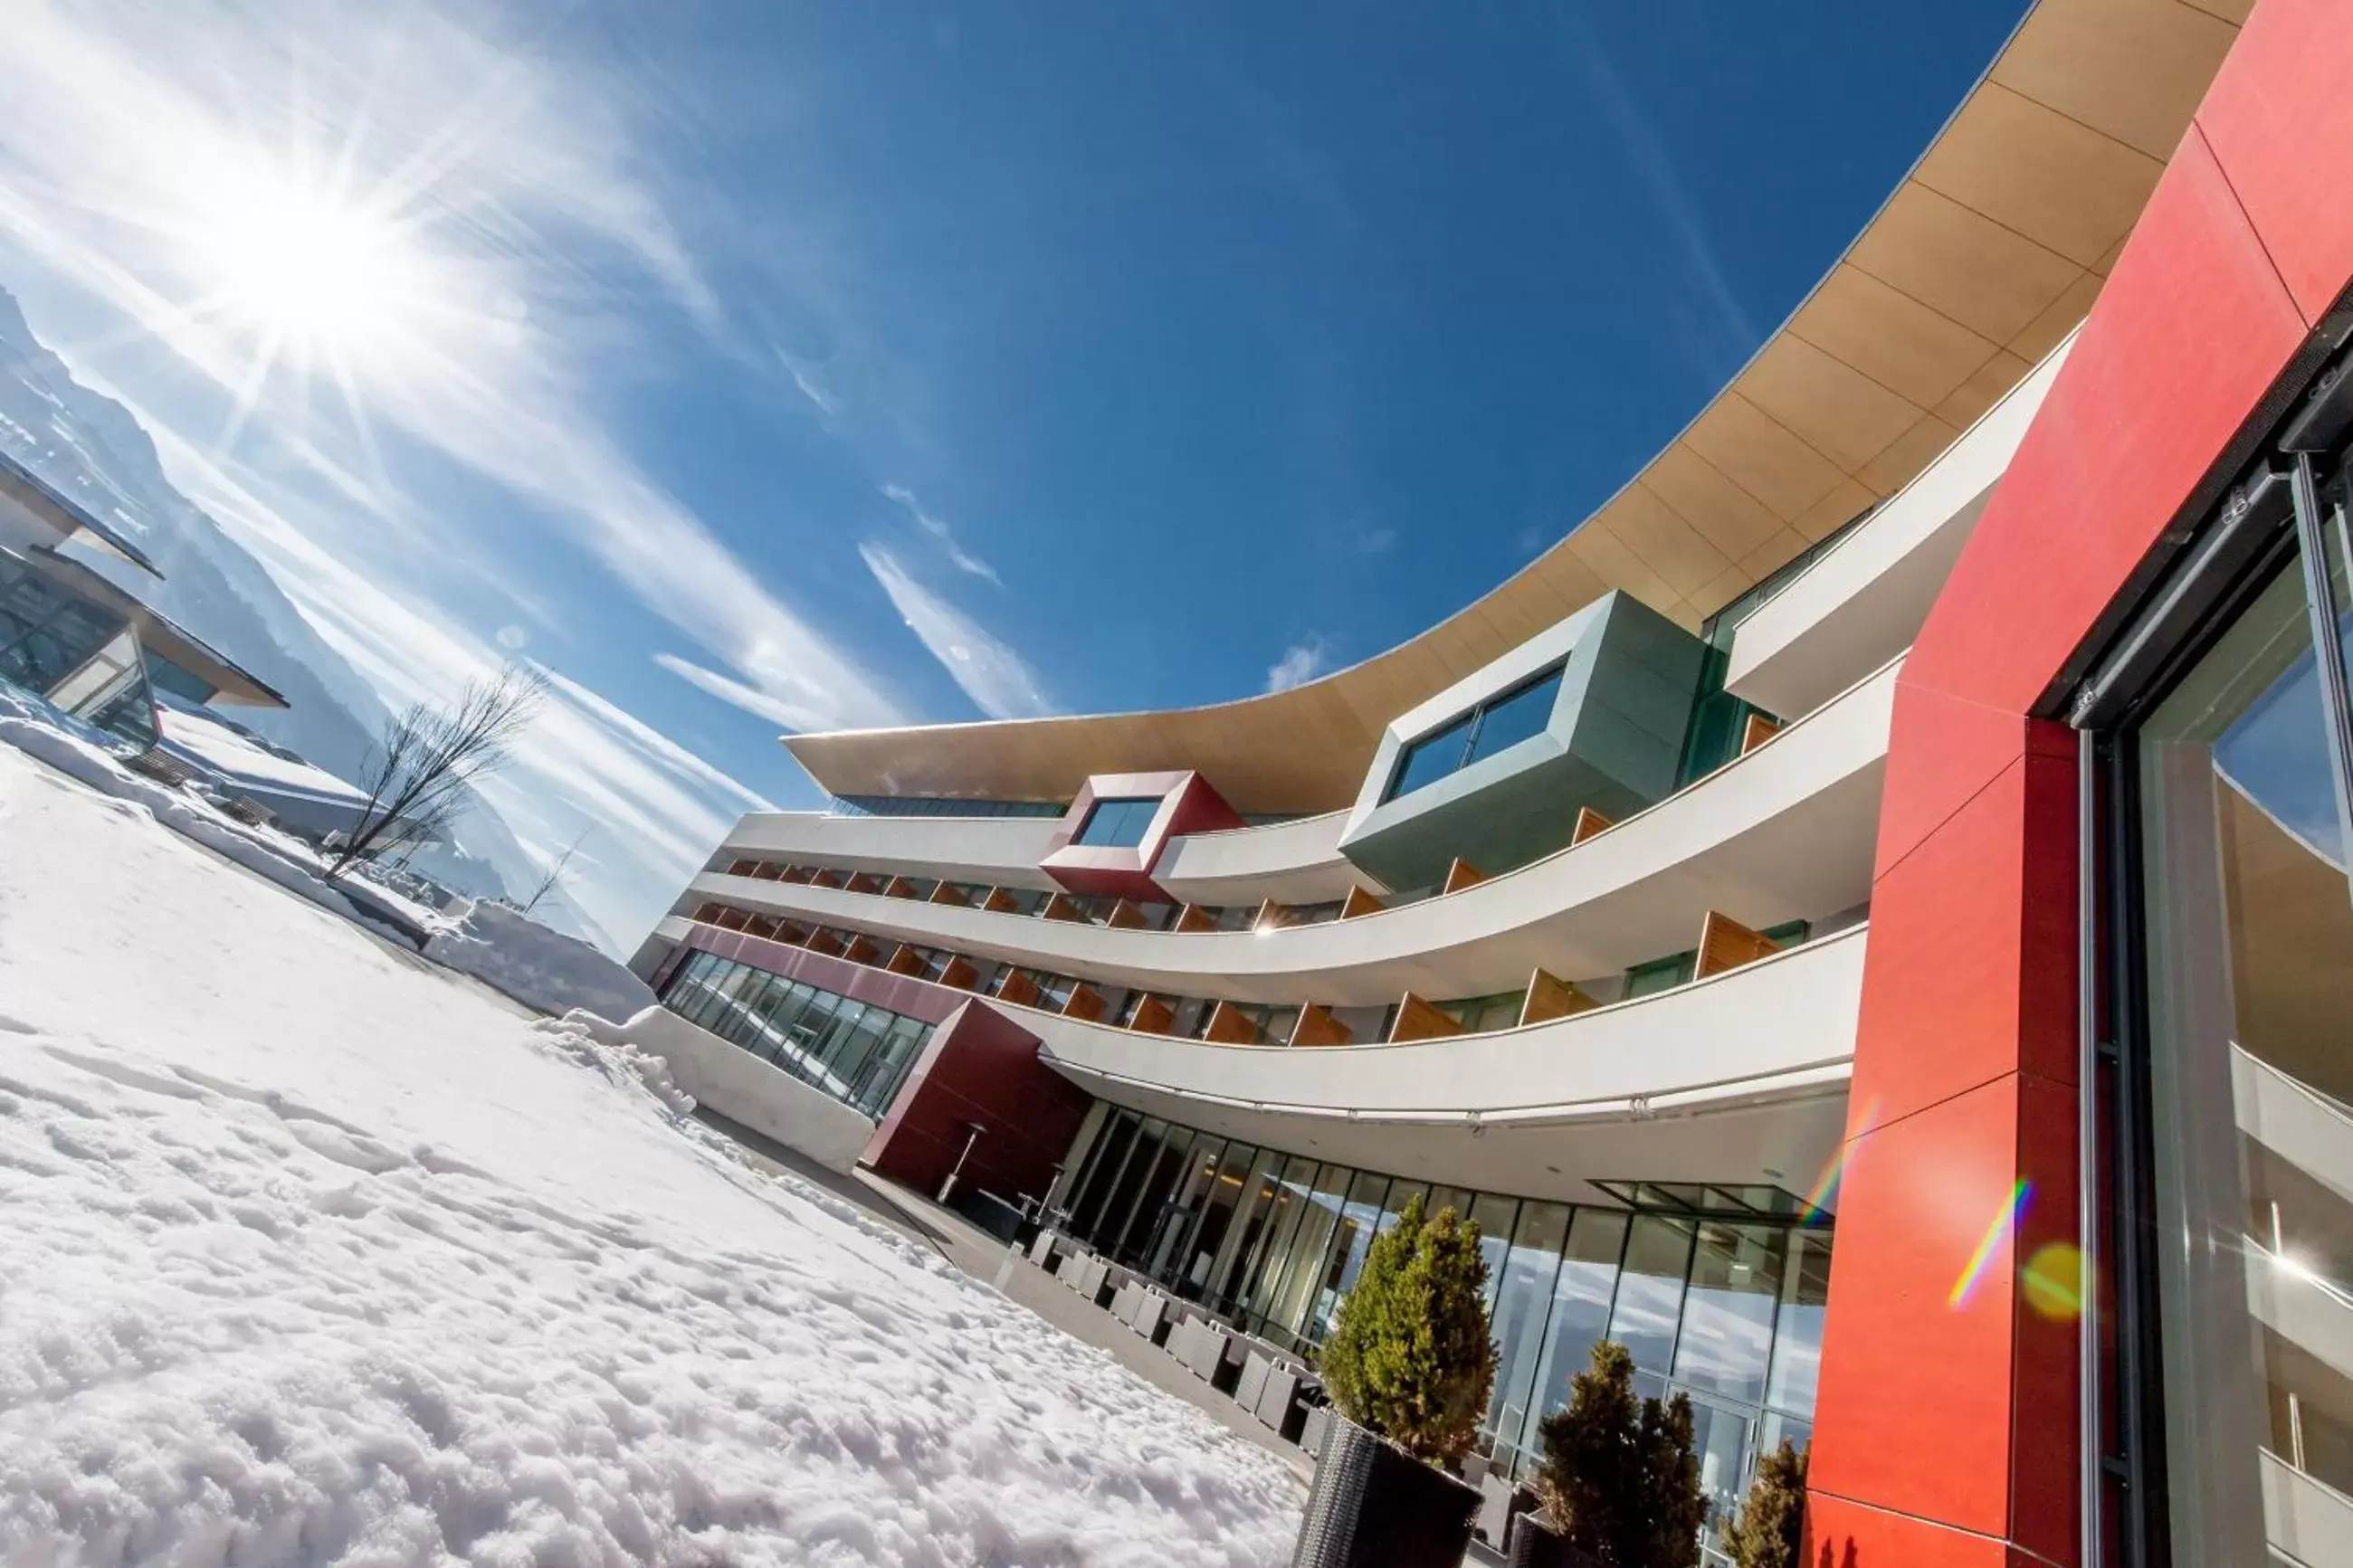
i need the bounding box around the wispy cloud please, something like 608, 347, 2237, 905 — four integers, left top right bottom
0, 0, 907, 738
776, 347, 840, 417
881, 483, 999, 586
1356, 527, 1398, 554
860, 543, 1053, 720
1265, 639, 1331, 693
656, 652, 805, 731
148, 423, 775, 944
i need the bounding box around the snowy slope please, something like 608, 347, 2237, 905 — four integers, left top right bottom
0, 746, 1300, 1566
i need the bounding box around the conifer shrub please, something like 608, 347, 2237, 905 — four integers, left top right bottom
1529, 1341, 1704, 1567
1318, 1194, 1496, 1464
1725, 1439, 1807, 1568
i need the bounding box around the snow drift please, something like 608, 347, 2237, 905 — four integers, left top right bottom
424, 898, 656, 1020
0, 742, 1301, 1566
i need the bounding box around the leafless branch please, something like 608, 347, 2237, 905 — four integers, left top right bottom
520, 825, 592, 916
327, 664, 548, 879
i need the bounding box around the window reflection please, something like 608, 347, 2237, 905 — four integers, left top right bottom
2141, 537, 2353, 1563
655, 949, 934, 1123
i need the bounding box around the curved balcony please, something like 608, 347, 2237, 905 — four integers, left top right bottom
1032, 925, 1864, 1205
1149, 810, 1365, 907
719, 809, 1063, 889
689, 658, 1898, 1006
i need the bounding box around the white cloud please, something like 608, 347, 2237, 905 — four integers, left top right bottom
777, 348, 840, 417
1265, 640, 1331, 693
859, 544, 1053, 720
881, 483, 1000, 586
655, 652, 805, 732
0, 0, 907, 740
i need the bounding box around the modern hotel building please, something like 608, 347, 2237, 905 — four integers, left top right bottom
630, 0, 2353, 1561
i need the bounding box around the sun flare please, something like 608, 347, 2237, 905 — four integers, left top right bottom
191, 166, 425, 355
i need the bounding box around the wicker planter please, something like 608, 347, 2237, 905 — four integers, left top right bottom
1503, 1516, 1604, 1568
1290, 1416, 1481, 1568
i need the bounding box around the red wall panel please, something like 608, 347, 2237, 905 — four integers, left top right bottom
2196, 0, 2353, 325
862, 1000, 1093, 1204
1817, 1, 2353, 1560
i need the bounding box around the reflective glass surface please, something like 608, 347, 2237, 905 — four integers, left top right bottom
1463, 668, 1563, 766
655, 953, 933, 1123
1073, 796, 1161, 848
2139, 536, 2353, 1562
1386, 712, 1475, 801
1051, 1106, 1830, 1490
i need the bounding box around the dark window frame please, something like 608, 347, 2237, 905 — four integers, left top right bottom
1382, 660, 1567, 803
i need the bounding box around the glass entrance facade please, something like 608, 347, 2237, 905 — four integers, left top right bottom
1047, 1103, 1830, 1519
2120, 449, 2353, 1564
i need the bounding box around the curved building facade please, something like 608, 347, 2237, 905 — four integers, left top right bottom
629, 2, 2353, 1562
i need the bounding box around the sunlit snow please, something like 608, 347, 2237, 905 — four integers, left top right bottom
0, 742, 1300, 1565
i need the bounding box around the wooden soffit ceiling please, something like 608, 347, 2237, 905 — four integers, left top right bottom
786, 0, 2248, 815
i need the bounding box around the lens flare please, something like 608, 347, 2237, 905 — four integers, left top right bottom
2022, 1240, 2085, 1321
1948, 1178, 2033, 1308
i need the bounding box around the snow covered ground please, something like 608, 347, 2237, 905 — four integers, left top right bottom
0, 744, 1302, 1565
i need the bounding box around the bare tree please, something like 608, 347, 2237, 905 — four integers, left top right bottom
328, 665, 548, 879
520, 825, 593, 916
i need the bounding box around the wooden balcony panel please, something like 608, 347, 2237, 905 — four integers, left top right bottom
1570, 807, 1615, 846
1290, 1005, 1354, 1049
1442, 859, 1487, 896
1107, 898, 1153, 929
1695, 910, 1783, 978
1389, 992, 1467, 1043
1126, 996, 1176, 1035
983, 887, 1024, 913
886, 944, 928, 976
929, 881, 971, 907
1175, 904, 1217, 933
996, 971, 1041, 1008
1739, 713, 1786, 755
1203, 1002, 1262, 1045
1042, 892, 1091, 924
1339, 886, 1386, 920
1520, 968, 1600, 1026
938, 955, 980, 992
1062, 987, 1110, 1023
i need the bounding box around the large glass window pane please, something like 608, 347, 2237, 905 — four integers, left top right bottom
1379, 1181, 1430, 1236
1766, 1229, 1833, 1417
1175, 1142, 1258, 1301
1110, 1126, 1194, 1266
781, 991, 842, 1076
1672, 1223, 1786, 1405
1309, 1171, 1394, 1344
1147, 1137, 1228, 1286
2139, 540, 2353, 1560
1521, 1209, 1633, 1463
1071, 1112, 1143, 1242
1606, 1215, 1695, 1374
1073, 796, 1160, 848
1386, 712, 1475, 801
1265, 1164, 1352, 1345
1468, 1194, 1523, 1312
1486, 1202, 1573, 1453
853, 1016, 929, 1117
1463, 666, 1564, 767
1239, 1158, 1325, 1327
1205, 1149, 1285, 1313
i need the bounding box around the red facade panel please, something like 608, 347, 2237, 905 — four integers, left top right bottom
1818, 2, 2353, 1558
862, 1000, 1093, 1205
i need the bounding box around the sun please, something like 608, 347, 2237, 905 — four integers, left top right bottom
191, 163, 428, 359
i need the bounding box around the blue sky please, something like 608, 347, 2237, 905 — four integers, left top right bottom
0, 0, 2028, 943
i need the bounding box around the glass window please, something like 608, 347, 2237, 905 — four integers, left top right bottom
1264, 1164, 1353, 1344
1239, 1157, 1325, 1327
1146, 1137, 1227, 1285
1624, 950, 1698, 999
2138, 535, 2353, 1559
1072, 796, 1161, 848
1110, 1126, 1194, 1265
1765, 1229, 1833, 1418
1071, 1112, 1143, 1241
1204, 1149, 1286, 1313
1520, 1209, 1633, 1462
1386, 712, 1476, 801
1174, 1142, 1258, 1300
1672, 1223, 1786, 1406
1310, 1170, 1395, 1342
1463, 667, 1563, 767
1607, 1215, 1696, 1373
1462, 1194, 1519, 1311
1487, 1202, 1573, 1453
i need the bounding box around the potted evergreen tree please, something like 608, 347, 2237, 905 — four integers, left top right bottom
1291, 1195, 1495, 1568
1724, 1440, 1806, 1568
1510, 1342, 1702, 1568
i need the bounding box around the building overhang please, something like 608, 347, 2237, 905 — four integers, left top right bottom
15, 545, 288, 707
781, 0, 2245, 816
